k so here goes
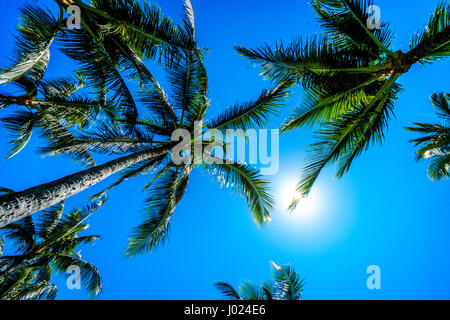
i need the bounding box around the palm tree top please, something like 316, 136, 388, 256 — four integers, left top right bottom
0, 190, 103, 299
405, 92, 450, 181
215, 261, 305, 300
0, 0, 293, 256
236, 0, 450, 208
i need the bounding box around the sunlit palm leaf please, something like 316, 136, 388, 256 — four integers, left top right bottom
126, 169, 185, 256
51, 254, 102, 296
407, 2, 450, 64
208, 80, 294, 131
204, 160, 274, 226
0, 5, 60, 84
405, 92, 450, 180
270, 261, 305, 300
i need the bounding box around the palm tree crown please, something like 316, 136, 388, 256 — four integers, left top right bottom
0, 0, 293, 256
237, 0, 450, 208
45, 0, 292, 256
215, 261, 305, 300
0, 189, 103, 300
406, 92, 450, 181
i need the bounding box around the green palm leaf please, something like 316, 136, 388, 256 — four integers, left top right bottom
270, 261, 305, 300
0, 5, 61, 84
125, 169, 186, 256
405, 92, 450, 180
52, 254, 102, 296
215, 262, 305, 301
407, 2, 450, 64
204, 161, 274, 226
208, 80, 294, 131
214, 282, 241, 300
1, 110, 36, 160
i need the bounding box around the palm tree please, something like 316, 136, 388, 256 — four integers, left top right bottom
0, 0, 190, 87
0, 0, 193, 160
0, 73, 119, 162
236, 0, 450, 207
405, 92, 450, 181
215, 261, 305, 300
0, 188, 103, 299
0, 265, 58, 300
0, 5, 115, 161
0, 1, 293, 256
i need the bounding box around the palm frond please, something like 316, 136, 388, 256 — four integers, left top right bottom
35, 202, 65, 240
44, 199, 103, 243
407, 2, 450, 64
137, 79, 177, 125
261, 280, 274, 300
86, 0, 192, 60
312, 0, 394, 57
38, 114, 96, 167
167, 47, 207, 128
51, 254, 102, 296
58, 29, 138, 126
40, 76, 83, 100
431, 92, 450, 119
1, 110, 36, 160
125, 168, 188, 256
214, 281, 241, 300
41, 121, 154, 162
236, 35, 381, 84
239, 281, 266, 300
18, 280, 57, 300
208, 80, 294, 131
0, 217, 35, 255
0, 187, 15, 195
280, 76, 379, 131
293, 75, 400, 204
204, 160, 274, 226
0, 5, 60, 84
52, 236, 100, 256
270, 261, 305, 300
405, 92, 449, 180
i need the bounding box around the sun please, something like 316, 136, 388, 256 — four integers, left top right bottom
279, 179, 323, 221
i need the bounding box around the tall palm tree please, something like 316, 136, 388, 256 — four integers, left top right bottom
0, 0, 193, 160
0, 0, 189, 87
0, 1, 293, 256
405, 92, 450, 181
0, 188, 103, 300
215, 261, 305, 300
236, 0, 450, 208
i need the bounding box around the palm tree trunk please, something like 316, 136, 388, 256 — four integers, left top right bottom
405, 27, 450, 64
0, 145, 172, 227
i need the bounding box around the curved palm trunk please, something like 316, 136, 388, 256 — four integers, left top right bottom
0, 145, 172, 227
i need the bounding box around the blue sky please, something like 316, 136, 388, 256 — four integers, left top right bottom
0, 0, 449, 299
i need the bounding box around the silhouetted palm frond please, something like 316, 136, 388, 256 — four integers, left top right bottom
405, 92, 450, 180
0, 199, 103, 299
238, 0, 450, 206
215, 261, 305, 300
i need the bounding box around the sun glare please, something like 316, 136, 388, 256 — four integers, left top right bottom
279, 179, 323, 221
